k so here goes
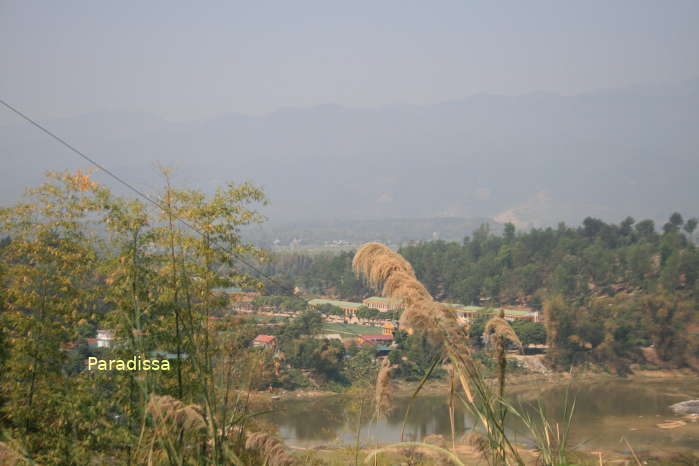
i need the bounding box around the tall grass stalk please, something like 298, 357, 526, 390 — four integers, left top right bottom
505, 385, 576, 466
353, 242, 578, 466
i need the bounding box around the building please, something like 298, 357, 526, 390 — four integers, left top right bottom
253, 334, 277, 349
96, 329, 114, 348
314, 333, 343, 341
445, 303, 540, 323
213, 287, 261, 303
308, 298, 363, 313
382, 321, 396, 335
363, 296, 403, 312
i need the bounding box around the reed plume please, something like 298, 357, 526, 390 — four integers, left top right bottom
484, 311, 522, 399
353, 242, 526, 465
375, 357, 395, 418
147, 394, 206, 433
484, 314, 523, 352
352, 242, 463, 340
353, 243, 475, 402
245, 431, 295, 466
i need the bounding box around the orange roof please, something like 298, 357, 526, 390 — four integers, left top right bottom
382, 322, 396, 329
254, 334, 276, 344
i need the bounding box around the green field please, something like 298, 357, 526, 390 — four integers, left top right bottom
322, 322, 383, 337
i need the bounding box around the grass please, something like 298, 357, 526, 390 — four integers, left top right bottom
351, 242, 578, 466
322, 322, 384, 337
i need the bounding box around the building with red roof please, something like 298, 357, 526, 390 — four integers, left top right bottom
253, 334, 277, 348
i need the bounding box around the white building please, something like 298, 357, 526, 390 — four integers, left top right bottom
96, 329, 114, 348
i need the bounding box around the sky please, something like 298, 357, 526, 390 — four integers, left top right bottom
1, 0, 699, 125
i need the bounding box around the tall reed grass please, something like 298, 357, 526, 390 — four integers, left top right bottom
353, 242, 576, 466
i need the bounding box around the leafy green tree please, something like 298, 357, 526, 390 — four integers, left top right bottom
641, 294, 693, 366
278, 310, 324, 340
0, 171, 114, 462
510, 320, 547, 347
635, 219, 657, 242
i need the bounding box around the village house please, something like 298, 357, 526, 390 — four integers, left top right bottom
363, 296, 403, 312
381, 321, 396, 335
213, 287, 261, 304
313, 333, 343, 341
253, 334, 277, 349
308, 298, 363, 313
445, 303, 540, 323
96, 329, 114, 348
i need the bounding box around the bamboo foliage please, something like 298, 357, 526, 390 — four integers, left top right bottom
0, 170, 281, 465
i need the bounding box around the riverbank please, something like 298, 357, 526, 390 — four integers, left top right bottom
289, 442, 698, 466
248, 367, 697, 403
257, 369, 699, 464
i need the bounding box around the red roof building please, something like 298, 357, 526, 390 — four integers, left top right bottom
253, 334, 277, 348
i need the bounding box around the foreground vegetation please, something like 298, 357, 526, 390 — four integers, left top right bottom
0, 171, 293, 464
1, 171, 698, 465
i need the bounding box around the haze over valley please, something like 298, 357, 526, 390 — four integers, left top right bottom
3, 78, 698, 245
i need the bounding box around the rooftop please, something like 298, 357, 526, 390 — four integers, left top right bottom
212, 287, 243, 294
363, 296, 402, 303
447, 303, 536, 316
308, 298, 362, 309
254, 334, 276, 344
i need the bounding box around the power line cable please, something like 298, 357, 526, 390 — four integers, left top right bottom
0, 98, 297, 295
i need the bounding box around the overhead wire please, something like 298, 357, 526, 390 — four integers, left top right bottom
0, 97, 298, 296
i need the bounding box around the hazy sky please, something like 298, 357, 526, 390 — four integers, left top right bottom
1, 0, 699, 124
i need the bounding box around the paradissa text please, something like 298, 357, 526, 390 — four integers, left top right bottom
87, 355, 171, 371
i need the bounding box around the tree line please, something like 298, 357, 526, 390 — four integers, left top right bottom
264, 215, 699, 372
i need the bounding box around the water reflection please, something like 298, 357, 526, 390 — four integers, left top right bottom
264, 377, 699, 452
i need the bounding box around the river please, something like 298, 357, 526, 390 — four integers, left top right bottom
262, 376, 699, 454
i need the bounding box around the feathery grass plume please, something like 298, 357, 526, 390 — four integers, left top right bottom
353, 242, 527, 465
245, 431, 295, 466
483, 315, 523, 351
375, 358, 395, 418
352, 242, 415, 289
484, 311, 522, 399
398, 300, 435, 333
381, 270, 431, 305
147, 394, 206, 433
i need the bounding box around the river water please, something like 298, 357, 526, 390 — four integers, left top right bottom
263, 376, 699, 454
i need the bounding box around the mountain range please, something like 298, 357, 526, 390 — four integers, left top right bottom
2, 78, 698, 236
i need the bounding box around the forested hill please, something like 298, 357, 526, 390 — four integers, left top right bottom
268, 213, 698, 307
265, 213, 699, 372
400, 214, 697, 306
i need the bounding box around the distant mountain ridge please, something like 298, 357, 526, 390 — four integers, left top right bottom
2, 78, 698, 228
242, 217, 500, 248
